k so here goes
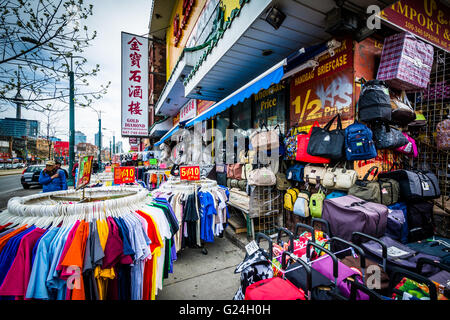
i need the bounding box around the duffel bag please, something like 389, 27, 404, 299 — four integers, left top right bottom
322, 195, 388, 241
323, 162, 357, 191
348, 166, 381, 203
304, 164, 326, 186
377, 169, 441, 201
409, 239, 450, 267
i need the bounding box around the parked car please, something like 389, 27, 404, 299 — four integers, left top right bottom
21, 165, 45, 189
0, 163, 5, 169
5, 163, 12, 169
17, 163, 25, 168
12, 163, 20, 169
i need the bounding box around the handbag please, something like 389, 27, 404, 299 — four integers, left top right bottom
391, 91, 416, 126
348, 166, 381, 203
323, 162, 357, 191
296, 122, 331, 164
395, 132, 418, 158
304, 164, 327, 186
247, 167, 276, 186
307, 114, 345, 160
310, 190, 326, 218
250, 124, 279, 151
372, 123, 409, 149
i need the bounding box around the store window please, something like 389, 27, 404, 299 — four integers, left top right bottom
253, 82, 287, 133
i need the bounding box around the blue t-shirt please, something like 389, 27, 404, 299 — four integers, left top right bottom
25, 227, 59, 300
198, 192, 216, 243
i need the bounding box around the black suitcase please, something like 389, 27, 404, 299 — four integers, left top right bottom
407, 201, 435, 243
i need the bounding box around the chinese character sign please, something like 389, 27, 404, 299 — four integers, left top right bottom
121, 32, 148, 137
76, 156, 93, 190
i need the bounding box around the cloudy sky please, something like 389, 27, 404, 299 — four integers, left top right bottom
2, 0, 152, 152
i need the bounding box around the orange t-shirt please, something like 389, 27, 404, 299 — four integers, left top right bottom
60, 221, 90, 300
0, 226, 28, 252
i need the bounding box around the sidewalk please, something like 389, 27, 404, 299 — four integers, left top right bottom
0, 169, 23, 176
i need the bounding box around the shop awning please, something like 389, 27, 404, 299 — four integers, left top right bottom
154, 124, 180, 146
185, 59, 286, 128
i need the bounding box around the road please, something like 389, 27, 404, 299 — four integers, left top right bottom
0, 173, 42, 210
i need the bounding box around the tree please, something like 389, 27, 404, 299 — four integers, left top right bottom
0, 0, 110, 112
39, 102, 66, 159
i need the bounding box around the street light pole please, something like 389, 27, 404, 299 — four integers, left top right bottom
68, 58, 75, 187
98, 111, 102, 169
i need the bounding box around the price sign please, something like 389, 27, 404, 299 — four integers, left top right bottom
76, 156, 93, 190
105, 166, 111, 173
149, 158, 158, 165
114, 166, 136, 184
180, 166, 200, 181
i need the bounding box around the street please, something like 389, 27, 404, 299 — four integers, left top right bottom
0, 173, 42, 210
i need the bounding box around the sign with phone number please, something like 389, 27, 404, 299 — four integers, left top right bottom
114, 166, 136, 184
180, 166, 200, 181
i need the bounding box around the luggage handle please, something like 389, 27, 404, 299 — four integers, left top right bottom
344, 277, 383, 300
330, 237, 366, 278
276, 227, 295, 253
281, 251, 312, 300
416, 257, 450, 275
311, 218, 332, 239
294, 223, 316, 243
256, 232, 273, 261
363, 166, 379, 181
307, 241, 339, 285
351, 232, 387, 271
388, 266, 438, 301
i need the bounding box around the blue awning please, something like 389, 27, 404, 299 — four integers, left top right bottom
185, 59, 286, 128
154, 124, 179, 146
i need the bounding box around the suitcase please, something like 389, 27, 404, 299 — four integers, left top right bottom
354, 233, 442, 276
322, 195, 388, 242
417, 258, 450, 294
407, 237, 450, 267
389, 266, 440, 300
244, 277, 306, 300
387, 202, 409, 244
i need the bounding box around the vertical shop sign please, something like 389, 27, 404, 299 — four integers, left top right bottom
180, 99, 197, 122
380, 0, 450, 52
289, 38, 354, 134
121, 32, 149, 137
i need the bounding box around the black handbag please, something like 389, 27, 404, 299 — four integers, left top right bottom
371, 122, 408, 149
307, 114, 345, 160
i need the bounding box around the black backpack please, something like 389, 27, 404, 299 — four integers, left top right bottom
358, 80, 392, 123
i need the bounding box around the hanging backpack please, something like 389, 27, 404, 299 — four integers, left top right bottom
310, 190, 326, 218
286, 164, 304, 182
344, 120, 377, 161
357, 79, 392, 123
284, 188, 300, 211
293, 190, 311, 218
371, 123, 409, 150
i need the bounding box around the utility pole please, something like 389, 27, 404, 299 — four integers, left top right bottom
113, 135, 116, 155
98, 111, 102, 169
68, 58, 75, 187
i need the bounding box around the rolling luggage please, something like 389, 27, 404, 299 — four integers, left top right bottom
385, 208, 408, 244
388, 202, 409, 244
322, 195, 388, 242
389, 266, 441, 300
416, 258, 450, 294
407, 237, 450, 267
244, 277, 306, 300
354, 232, 442, 276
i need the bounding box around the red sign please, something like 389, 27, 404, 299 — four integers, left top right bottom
289, 38, 354, 134
76, 156, 93, 190
54, 141, 69, 157
173, 0, 194, 46
114, 166, 136, 184
196, 99, 215, 115
380, 0, 450, 52
180, 166, 200, 181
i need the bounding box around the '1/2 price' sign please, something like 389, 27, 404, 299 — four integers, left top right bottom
114, 166, 136, 184
180, 166, 200, 181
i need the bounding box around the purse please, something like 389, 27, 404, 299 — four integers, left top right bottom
322, 162, 357, 191
296, 122, 331, 164
310, 190, 326, 218
395, 132, 418, 158
348, 166, 381, 203
391, 91, 416, 126
304, 164, 327, 186
372, 123, 409, 149
247, 167, 276, 186
307, 114, 345, 160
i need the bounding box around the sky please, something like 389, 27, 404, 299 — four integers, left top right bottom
1, 0, 153, 152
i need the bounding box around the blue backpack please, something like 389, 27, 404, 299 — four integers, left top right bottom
286, 164, 304, 182
345, 121, 377, 161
